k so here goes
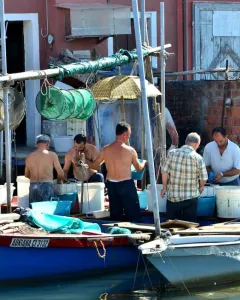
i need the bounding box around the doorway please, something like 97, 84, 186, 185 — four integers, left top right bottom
6, 21, 26, 146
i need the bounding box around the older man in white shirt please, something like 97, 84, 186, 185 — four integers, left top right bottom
203, 127, 240, 185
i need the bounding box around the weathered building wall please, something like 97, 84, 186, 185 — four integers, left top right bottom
165, 80, 240, 147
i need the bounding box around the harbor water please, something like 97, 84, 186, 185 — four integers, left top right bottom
1, 267, 240, 299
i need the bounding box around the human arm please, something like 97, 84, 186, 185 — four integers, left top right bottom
86, 146, 100, 171
132, 149, 147, 172
214, 168, 240, 183
90, 149, 105, 171
62, 153, 72, 182
160, 155, 171, 197
53, 153, 64, 184
214, 147, 240, 182
166, 122, 179, 148
161, 172, 168, 197
24, 158, 30, 179
198, 159, 208, 192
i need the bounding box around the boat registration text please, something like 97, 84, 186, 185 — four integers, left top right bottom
10, 238, 50, 248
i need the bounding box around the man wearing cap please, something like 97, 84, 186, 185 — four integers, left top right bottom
25, 135, 64, 203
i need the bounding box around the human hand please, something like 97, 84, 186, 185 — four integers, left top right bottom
214, 173, 222, 183
161, 187, 167, 198
199, 186, 204, 194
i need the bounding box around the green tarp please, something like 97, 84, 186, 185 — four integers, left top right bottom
28, 210, 101, 234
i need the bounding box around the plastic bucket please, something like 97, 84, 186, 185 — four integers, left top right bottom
31, 200, 72, 216
197, 196, 216, 217
216, 186, 240, 218
75, 89, 95, 120
36, 87, 75, 120
53, 135, 74, 152
147, 184, 167, 212
0, 183, 15, 206
76, 182, 104, 214
137, 190, 148, 210
131, 159, 145, 180
58, 191, 78, 213
17, 176, 30, 208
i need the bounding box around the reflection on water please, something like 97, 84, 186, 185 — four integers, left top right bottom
1, 268, 240, 300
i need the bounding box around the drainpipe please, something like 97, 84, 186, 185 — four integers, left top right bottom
183, 0, 188, 80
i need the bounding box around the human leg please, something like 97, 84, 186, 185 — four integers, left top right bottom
88, 172, 104, 183
182, 197, 198, 223
106, 181, 124, 221
166, 200, 183, 220
120, 180, 141, 223
29, 183, 41, 203
40, 182, 56, 201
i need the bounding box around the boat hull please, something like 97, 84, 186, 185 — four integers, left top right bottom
146, 242, 240, 288
0, 234, 140, 283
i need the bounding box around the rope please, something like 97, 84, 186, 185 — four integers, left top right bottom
40, 72, 53, 96
164, 252, 191, 295
99, 293, 108, 300
93, 240, 106, 259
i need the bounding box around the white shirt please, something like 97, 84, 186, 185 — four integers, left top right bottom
165, 108, 176, 127
203, 140, 240, 183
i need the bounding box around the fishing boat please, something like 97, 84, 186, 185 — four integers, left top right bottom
139, 221, 240, 288
0, 219, 148, 284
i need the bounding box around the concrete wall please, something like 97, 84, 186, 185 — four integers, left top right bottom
165, 80, 240, 147
5, 0, 108, 69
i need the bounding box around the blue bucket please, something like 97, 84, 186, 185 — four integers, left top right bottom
58, 191, 78, 213
31, 199, 72, 216
131, 159, 145, 180
197, 196, 216, 217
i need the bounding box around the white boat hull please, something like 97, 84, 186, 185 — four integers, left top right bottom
140, 238, 240, 288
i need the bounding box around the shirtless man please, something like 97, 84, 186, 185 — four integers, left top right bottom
25, 135, 64, 203
91, 122, 147, 222
63, 134, 104, 183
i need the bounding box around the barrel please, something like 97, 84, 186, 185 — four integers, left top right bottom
216, 186, 240, 218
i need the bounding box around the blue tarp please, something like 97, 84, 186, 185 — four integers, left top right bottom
27, 210, 101, 234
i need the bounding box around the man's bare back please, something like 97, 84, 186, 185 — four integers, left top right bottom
91, 141, 146, 181
25, 150, 63, 182
103, 141, 134, 181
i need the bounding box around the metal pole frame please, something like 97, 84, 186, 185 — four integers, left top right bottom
160, 2, 166, 168
0, 0, 12, 212
132, 0, 161, 237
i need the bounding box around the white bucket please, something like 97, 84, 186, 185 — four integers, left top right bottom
200, 185, 216, 198
0, 183, 15, 206
53, 136, 74, 152
17, 176, 30, 208
216, 186, 240, 218
76, 182, 105, 214
147, 184, 167, 212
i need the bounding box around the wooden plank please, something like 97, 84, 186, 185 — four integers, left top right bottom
200, 10, 213, 80
101, 222, 157, 232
